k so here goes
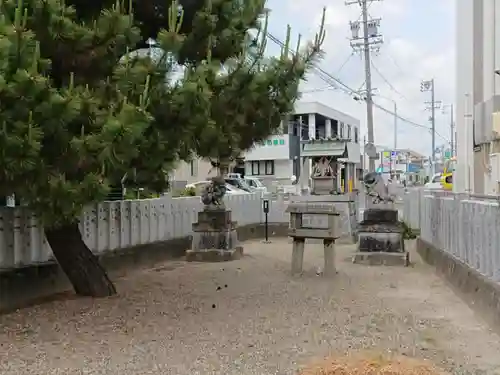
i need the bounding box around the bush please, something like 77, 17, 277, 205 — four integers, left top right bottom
179, 187, 197, 196
402, 221, 417, 239
124, 189, 161, 200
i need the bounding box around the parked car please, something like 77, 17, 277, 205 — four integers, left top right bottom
224, 177, 253, 192
185, 181, 249, 195
243, 177, 267, 193
424, 173, 443, 189
441, 157, 456, 191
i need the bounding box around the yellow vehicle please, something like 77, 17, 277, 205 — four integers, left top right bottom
440, 157, 456, 190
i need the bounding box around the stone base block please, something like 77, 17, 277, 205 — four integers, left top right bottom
362, 208, 398, 223
352, 251, 409, 266
358, 231, 404, 252
185, 246, 243, 262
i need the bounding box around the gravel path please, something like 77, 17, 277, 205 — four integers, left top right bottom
1, 239, 500, 374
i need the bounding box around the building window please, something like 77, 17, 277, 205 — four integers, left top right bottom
339, 122, 344, 138
264, 160, 274, 175
354, 127, 358, 143
251, 161, 260, 175
347, 125, 351, 139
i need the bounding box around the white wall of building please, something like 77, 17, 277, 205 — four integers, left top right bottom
294, 101, 360, 132
244, 159, 293, 179
244, 134, 290, 161
171, 158, 213, 185
455, 0, 474, 193
454, 0, 500, 193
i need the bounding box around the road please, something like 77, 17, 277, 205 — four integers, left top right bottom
1, 239, 500, 374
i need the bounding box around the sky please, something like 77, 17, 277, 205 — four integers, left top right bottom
264, 0, 455, 156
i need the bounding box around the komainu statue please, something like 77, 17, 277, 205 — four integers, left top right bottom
201, 176, 227, 207
363, 172, 394, 204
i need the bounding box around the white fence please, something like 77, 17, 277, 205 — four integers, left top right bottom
0, 193, 273, 270
0, 191, 360, 271
403, 189, 500, 283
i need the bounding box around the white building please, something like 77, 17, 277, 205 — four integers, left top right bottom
242, 101, 361, 190
455, 0, 500, 194
170, 159, 213, 190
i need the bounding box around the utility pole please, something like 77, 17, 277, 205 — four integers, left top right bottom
393, 101, 397, 150
347, 0, 383, 172
442, 104, 455, 157
363, 135, 367, 172
421, 79, 440, 174
450, 104, 455, 157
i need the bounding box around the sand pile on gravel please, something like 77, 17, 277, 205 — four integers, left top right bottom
299, 353, 448, 375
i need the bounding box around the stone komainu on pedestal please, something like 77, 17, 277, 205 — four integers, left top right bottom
200, 176, 226, 207
186, 178, 243, 262
353, 172, 408, 266
357, 208, 403, 252
186, 207, 243, 262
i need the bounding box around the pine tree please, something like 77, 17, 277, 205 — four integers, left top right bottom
64, 0, 262, 64
0, 0, 325, 297
0, 0, 215, 296
195, 8, 326, 171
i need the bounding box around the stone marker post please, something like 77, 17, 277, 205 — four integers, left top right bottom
286, 202, 340, 276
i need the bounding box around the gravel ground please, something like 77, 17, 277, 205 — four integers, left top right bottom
1, 239, 500, 375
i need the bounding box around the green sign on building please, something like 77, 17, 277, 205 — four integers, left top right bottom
261, 138, 286, 146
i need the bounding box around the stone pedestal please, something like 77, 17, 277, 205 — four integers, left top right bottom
311, 176, 337, 195
186, 208, 243, 262
354, 208, 408, 266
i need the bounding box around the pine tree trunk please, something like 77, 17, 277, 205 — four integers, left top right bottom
218, 159, 230, 177
45, 223, 117, 297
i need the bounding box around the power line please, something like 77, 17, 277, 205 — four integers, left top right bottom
300, 87, 335, 94
266, 33, 356, 95
335, 53, 355, 76
386, 51, 406, 77
265, 32, 444, 140
372, 101, 448, 141
370, 61, 408, 101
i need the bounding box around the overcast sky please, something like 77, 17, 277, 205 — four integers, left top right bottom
264, 0, 455, 156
